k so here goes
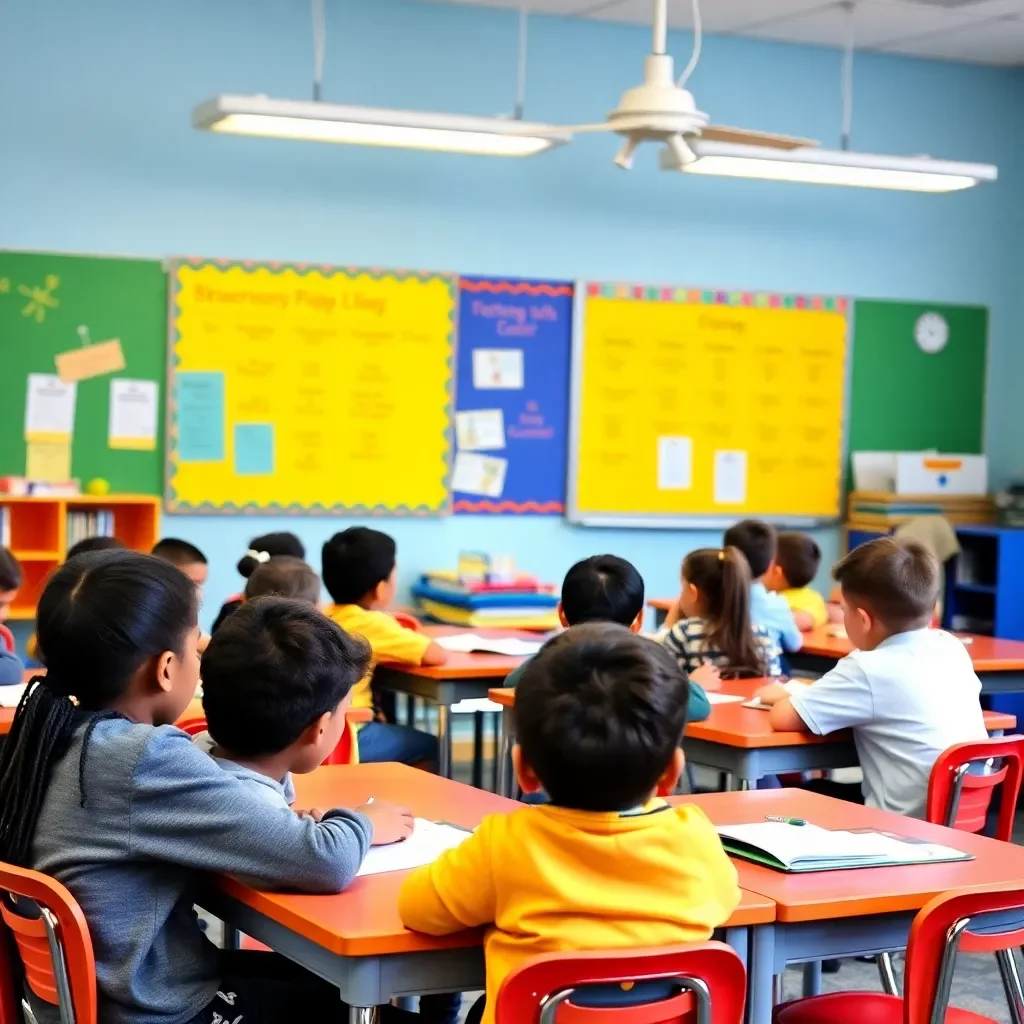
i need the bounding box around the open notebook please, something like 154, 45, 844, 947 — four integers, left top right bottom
0, 683, 27, 708
716, 821, 972, 873
356, 818, 472, 877
436, 633, 543, 657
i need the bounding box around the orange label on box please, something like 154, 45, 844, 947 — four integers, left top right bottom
922, 458, 964, 471
54, 339, 125, 383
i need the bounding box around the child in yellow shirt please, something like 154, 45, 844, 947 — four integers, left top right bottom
399, 623, 740, 1024
765, 532, 829, 630
322, 527, 448, 767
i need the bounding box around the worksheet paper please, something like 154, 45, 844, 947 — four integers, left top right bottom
436, 633, 542, 657
455, 409, 506, 451
472, 349, 524, 390
657, 436, 692, 490
356, 819, 471, 876
25, 374, 77, 441
0, 684, 28, 708
451, 452, 508, 498
109, 379, 159, 450
713, 450, 748, 505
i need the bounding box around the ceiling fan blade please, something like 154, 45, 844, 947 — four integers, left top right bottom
552, 122, 617, 135
701, 124, 818, 150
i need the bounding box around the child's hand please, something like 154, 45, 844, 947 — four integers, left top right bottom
662, 595, 686, 629
689, 662, 722, 689
296, 807, 325, 822
357, 799, 415, 845
754, 682, 791, 706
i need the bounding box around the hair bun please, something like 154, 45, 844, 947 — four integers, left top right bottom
237, 549, 271, 578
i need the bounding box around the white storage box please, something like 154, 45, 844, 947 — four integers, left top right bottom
852, 451, 987, 496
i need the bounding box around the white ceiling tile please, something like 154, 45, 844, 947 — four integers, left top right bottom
877, 12, 1024, 62
583, 0, 832, 32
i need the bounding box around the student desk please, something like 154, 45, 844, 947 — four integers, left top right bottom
789, 625, 1024, 694
684, 788, 1024, 1024
373, 626, 525, 778
199, 763, 775, 1024
0, 691, 206, 737
488, 682, 1015, 795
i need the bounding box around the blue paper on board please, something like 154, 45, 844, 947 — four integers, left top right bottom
176, 372, 225, 463
234, 423, 274, 476
454, 278, 573, 514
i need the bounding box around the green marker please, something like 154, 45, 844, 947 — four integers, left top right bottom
765, 815, 807, 826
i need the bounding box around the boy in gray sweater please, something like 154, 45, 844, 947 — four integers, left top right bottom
0, 551, 419, 1024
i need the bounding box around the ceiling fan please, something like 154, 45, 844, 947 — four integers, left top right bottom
526, 0, 816, 170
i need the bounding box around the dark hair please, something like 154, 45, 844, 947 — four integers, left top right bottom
0, 548, 22, 591
321, 527, 396, 605
201, 598, 370, 758
245, 557, 321, 606
514, 624, 689, 811
683, 547, 766, 676
833, 537, 938, 632
0, 551, 197, 866
237, 532, 306, 579
66, 536, 126, 561
723, 519, 777, 579
775, 532, 822, 590
561, 555, 644, 628
152, 537, 207, 567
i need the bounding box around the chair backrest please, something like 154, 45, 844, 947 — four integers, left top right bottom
0, 860, 96, 1024
176, 716, 208, 737
321, 708, 374, 766
495, 942, 746, 1024
926, 735, 1024, 841
905, 885, 1024, 1024
393, 612, 422, 633
0, 625, 14, 654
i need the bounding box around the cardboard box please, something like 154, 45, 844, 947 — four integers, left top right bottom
852, 452, 987, 496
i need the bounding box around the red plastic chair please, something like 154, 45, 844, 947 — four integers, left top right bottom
0, 625, 13, 654
876, 735, 1024, 995
176, 716, 208, 737
495, 942, 746, 1024
0, 861, 96, 1024
393, 611, 422, 632
775, 885, 1024, 1024
321, 707, 374, 766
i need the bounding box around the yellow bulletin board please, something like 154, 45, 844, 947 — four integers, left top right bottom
569, 283, 849, 527
166, 260, 456, 514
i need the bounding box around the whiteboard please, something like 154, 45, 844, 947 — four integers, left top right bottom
568, 282, 849, 528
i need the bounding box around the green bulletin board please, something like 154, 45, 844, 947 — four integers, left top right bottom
848, 299, 987, 474
0, 251, 166, 494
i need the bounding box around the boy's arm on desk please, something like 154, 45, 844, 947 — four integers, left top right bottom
399, 818, 497, 934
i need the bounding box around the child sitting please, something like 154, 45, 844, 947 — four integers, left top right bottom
322, 527, 447, 767
244, 555, 321, 605
757, 537, 988, 816
723, 519, 802, 653
661, 547, 782, 678
67, 535, 126, 559
211, 531, 307, 634
506, 554, 712, 723
765, 532, 828, 631
0, 547, 24, 683
0, 549, 418, 1024
398, 623, 740, 1024
152, 536, 209, 591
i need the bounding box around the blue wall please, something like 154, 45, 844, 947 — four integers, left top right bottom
2, 0, 1021, 629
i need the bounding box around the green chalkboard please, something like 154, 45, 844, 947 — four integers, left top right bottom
0, 251, 166, 494
848, 299, 987, 475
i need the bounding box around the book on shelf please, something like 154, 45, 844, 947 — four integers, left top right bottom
0, 507, 9, 548
67, 510, 116, 548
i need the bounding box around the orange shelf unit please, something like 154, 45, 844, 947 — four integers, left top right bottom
0, 495, 160, 619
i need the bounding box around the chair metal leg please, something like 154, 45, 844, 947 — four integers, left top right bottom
996, 949, 1024, 1024
772, 974, 783, 1005
877, 952, 900, 996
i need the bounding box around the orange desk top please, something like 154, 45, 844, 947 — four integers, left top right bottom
487, 682, 1015, 748
798, 625, 1024, 671
215, 764, 774, 959
682, 789, 1024, 923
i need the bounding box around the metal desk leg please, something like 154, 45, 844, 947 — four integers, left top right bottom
437, 704, 453, 778
349, 1008, 378, 1024
802, 961, 822, 997
472, 711, 484, 790
747, 924, 775, 1024
496, 710, 515, 798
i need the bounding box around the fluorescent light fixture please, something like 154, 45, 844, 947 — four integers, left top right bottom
663, 140, 997, 192
193, 95, 568, 157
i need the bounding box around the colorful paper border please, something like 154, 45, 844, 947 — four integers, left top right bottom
165, 257, 457, 516
585, 281, 847, 313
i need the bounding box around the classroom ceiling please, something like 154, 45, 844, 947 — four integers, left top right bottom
425, 0, 1024, 64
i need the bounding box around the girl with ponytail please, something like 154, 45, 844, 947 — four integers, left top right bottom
0, 550, 418, 1024
661, 546, 783, 678
210, 531, 306, 634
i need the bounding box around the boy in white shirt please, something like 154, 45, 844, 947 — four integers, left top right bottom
756, 537, 987, 818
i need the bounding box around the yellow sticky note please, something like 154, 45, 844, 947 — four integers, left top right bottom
26, 440, 72, 482
54, 339, 126, 383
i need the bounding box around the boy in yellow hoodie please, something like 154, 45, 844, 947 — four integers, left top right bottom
398, 623, 740, 1024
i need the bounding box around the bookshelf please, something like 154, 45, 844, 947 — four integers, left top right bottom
0, 495, 160, 619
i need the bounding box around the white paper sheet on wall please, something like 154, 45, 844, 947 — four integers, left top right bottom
657, 436, 693, 490
455, 409, 506, 451
452, 452, 508, 497
714, 450, 748, 505
472, 349, 524, 390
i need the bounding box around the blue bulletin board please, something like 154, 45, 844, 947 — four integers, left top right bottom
453, 277, 573, 514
